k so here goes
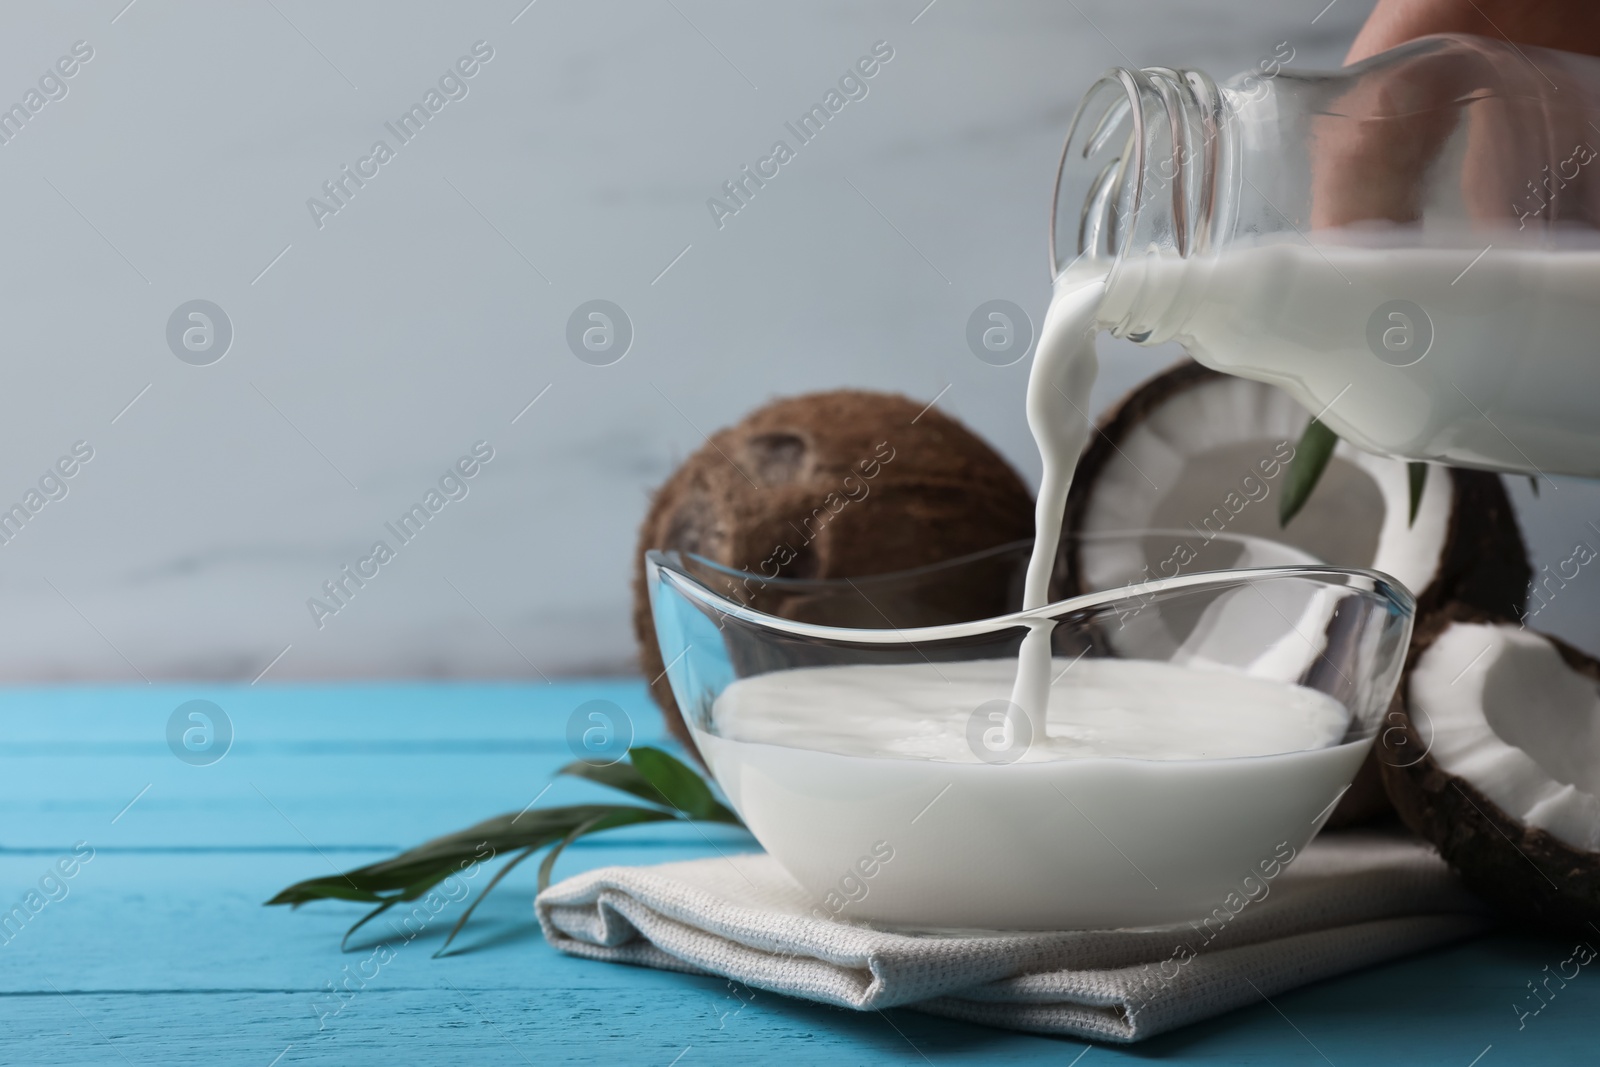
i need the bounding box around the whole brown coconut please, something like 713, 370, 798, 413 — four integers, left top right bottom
1381, 604, 1600, 932
632, 390, 1035, 754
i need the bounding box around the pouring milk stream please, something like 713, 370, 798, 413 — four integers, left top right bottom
1006, 273, 1103, 731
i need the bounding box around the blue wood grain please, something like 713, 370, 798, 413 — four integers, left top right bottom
0, 682, 1592, 1065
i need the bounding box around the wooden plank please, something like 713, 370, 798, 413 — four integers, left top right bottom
2, 682, 1594, 1064
0, 681, 696, 848
6, 846, 1582, 1065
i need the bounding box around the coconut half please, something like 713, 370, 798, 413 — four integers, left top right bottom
1383, 609, 1600, 930
1062, 362, 1530, 824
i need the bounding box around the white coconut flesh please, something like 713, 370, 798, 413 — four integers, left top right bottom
1076, 376, 1453, 598
1411, 621, 1600, 851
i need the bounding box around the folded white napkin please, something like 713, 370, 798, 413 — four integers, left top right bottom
535, 831, 1490, 1043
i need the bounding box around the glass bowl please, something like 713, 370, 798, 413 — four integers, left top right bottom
646, 530, 1414, 930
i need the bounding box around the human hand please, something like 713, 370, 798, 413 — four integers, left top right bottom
1347, 0, 1600, 64
1310, 5, 1600, 231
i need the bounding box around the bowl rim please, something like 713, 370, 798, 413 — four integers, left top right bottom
647, 535, 1415, 646
654, 526, 1326, 593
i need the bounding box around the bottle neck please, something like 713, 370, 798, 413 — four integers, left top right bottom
1052, 66, 1232, 343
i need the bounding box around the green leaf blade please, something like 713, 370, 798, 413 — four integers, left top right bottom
264, 803, 654, 907
557, 758, 674, 809
629, 747, 740, 823
1280, 418, 1338, 528
1407, 462, 1427, 527
341, 900, 400, 952
433, 846, 538, 958
268, 745, 745, 952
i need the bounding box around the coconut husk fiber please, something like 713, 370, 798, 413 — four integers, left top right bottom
632, 390, 1035, 755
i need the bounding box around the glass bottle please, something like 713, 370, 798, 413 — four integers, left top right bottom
1053, 33, 1600, 477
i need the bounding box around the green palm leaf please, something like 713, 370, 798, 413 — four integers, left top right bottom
267, 746, 744, 953
1280, 419, 1428, 529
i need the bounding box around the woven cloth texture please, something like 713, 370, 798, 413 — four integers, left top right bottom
536, 831, 1490, 1042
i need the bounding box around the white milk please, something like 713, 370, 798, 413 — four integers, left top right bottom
1111, 243, 1600, 476
712, 659, 1349, 762
1008, 274, 1105, 726
694, 661, 1364, 929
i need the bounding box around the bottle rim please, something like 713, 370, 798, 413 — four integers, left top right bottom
1050, 66, 1225, 339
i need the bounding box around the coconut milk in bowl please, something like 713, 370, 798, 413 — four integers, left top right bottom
647, 545, 1413, 930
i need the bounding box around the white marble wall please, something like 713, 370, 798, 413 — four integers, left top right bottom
0, 0, 1591, 682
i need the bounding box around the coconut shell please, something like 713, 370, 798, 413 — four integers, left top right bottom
1057, 360, 1213, 601
1060, 361, 1529, 619
632, 389, 1034, 754
1058, 360, 1531, 826
1380, 604, 1600, 932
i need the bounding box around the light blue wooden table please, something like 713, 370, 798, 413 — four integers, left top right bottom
1, 682, 1590, 1065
